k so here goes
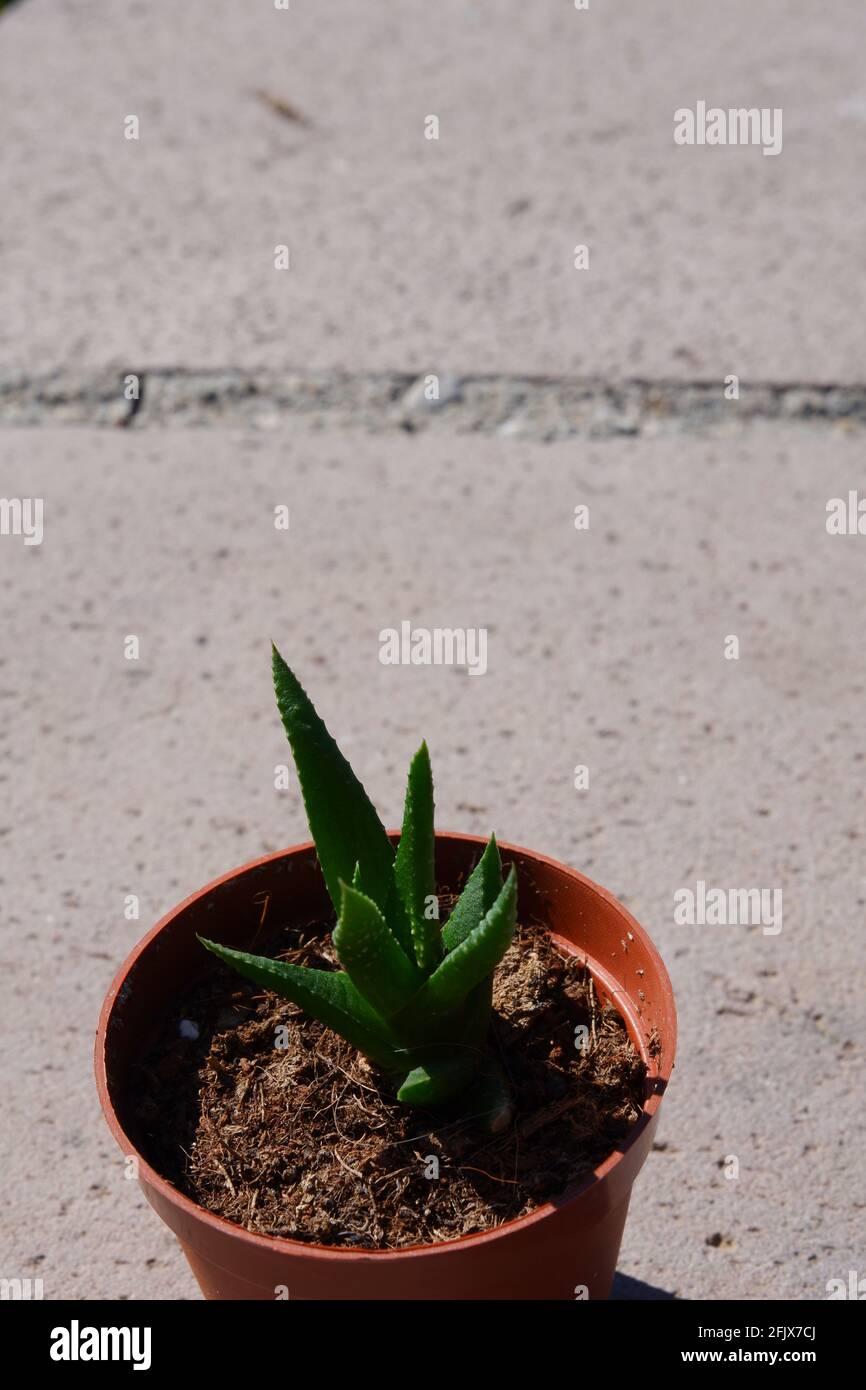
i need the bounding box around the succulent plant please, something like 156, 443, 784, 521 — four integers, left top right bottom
199, 646, 517, 1116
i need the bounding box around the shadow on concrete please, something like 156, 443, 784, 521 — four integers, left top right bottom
611, 1272, 678, 1300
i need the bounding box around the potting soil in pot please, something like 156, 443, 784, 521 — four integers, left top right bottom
130, 918, 645, 1249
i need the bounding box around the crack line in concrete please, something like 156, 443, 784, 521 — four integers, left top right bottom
1, 369, 864, 437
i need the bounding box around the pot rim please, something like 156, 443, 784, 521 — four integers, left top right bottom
95, 832, 676, 1262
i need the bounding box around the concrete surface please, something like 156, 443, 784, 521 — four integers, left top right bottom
1, 0, 864, 1304
1, 0, 865, 382
1, 424, 864, 1300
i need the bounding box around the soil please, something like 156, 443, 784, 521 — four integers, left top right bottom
129, 911, 646, 1249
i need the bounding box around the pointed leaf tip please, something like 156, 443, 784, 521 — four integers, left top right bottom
393, 740, 440, 973
270, 650, 395, 915
442, 833, 503, 952
412, 864, 517, 1015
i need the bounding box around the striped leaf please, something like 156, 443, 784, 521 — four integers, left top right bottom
198, 936, 403, 1070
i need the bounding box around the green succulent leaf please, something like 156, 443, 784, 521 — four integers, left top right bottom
394, 974, 498, 1104
332, 881, 424, 1019
197, 935, 403, 1070
382, 871, 415, 961
458, 977, 494, 1048
272, 645, 394, 916
393, 741, 441, 973
441, 834, 502, 952
408, 866, 517, 1018
460, 1054, 515, 1134
396, 1050, 483, 1105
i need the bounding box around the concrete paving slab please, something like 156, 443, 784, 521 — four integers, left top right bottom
1, 0, 865, 382
1, 422, 864, 1300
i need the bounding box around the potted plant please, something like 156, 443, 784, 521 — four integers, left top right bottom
95, 647, 676, 1300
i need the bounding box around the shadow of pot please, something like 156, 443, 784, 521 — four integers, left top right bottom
95, 833, 676, 1300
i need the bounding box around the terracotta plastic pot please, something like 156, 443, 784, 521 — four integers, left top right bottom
95, 833, 676, 1300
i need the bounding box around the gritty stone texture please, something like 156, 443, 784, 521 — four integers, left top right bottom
1, 424, 863, 1301
1, 0, 865, 382
2, 369, 866, 438
0, 370, 133, 427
